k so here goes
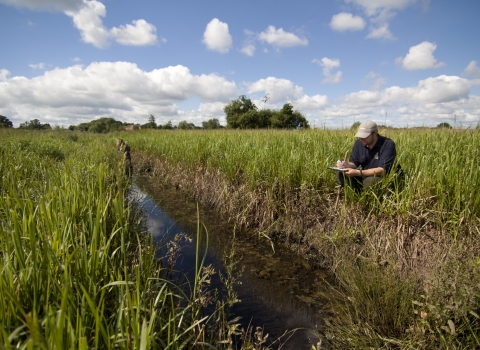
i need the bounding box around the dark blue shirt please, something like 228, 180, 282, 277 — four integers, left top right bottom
350, 135, 396, 172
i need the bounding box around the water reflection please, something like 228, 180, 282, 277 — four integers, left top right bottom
131, 176, 332, 349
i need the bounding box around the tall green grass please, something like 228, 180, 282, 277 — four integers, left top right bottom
124, 127, 480, 348
127, 128, 479, 226
0, 130, 231, 349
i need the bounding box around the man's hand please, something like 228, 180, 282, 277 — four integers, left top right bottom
337, 159, 356, 169
344, 168, 362, 177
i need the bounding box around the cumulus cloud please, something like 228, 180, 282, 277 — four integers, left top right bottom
240, 29, 256, 56
65, 1, 159, 48
65, 1, 110, 48
330, 12, 366, 31
0, 0, 84, 12
346, 0, 416, 17
241, 44, 255, 57
365, 71, 387, 90
169, 102, 228, 126
312, 57, 343, 84
366, 23, 394, 40
1, 0, 159, 48
293, 94, 328, 110
202, 18, 233, 53
29, 63, 46, 70
110, 19, 158, 46
0, 62, 238, 127
398, 41, 445, 70
314, 74, 476, 128
247, 77, 304, 103
257, 26, 308, 49
463, 60, 480, 79
0, 69, 10, 81
344, 0, 420, 40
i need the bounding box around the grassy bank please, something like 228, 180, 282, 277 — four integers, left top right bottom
0, 130, 241, 349
124, 128, 480, 348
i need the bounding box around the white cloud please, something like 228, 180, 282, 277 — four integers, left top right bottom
64, 1, 110, 48
323, 71, 343, 84
65, 1, 158, 48
399, 41, 445, 70
240, 29, 256, 56
257, 26, 308, 49
247, 77, 304, 103
315, 74, 476, 128
365, 71, 387, 90
313, 57, 343, 84
110, 19, 158, 46
463, 60, 480, 79
344, 0, 421, 40
0, 0, 84, 12
366, 23, 394, 40
29, 63, 46, 70
293, 94, 328, 110
0, 69, 10, 81
1, 0, 158, 48
241, 44, 255, 56
330, 12, 366, 31
345, 0, 417, 17
202, 18, 232, 53
197, 102, 226, 117
390, 75, 470, 103
0, 62, 238, 127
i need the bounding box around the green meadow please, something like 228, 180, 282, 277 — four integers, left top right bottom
1, 127, 479, 349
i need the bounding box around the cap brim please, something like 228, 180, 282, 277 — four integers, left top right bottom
355, 131, 371, 138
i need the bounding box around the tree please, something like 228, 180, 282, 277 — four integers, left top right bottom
202, 118, 222, 129
270, 103, 309, 129
144, 114, 157, 129
224, 96, 309, 129
351, 121, 361, 130
256, 109, 274, 128
0, 115, 13, 128
18, 119, 51, 130
162, 120, 173, 130
178, 120, 195, 130
437, 122, 452, 129
67, 117, 123, 132
87, 118, 124, 133
224, 95, 258, 128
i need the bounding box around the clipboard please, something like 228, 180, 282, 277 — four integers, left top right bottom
327, 167, 348, 172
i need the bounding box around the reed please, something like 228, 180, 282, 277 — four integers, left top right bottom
0, 130, 234, 349
127, 127, 479, 226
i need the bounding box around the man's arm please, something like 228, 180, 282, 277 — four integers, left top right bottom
344, 167, 384, 177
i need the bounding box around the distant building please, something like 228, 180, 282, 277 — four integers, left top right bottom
125, 124, 142, 131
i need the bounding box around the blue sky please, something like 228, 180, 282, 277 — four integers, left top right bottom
1, 0, 479, 128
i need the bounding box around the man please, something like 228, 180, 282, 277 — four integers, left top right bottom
336, 120, 399, 191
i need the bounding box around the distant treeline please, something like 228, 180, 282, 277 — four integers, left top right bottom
1, 95, 474, 132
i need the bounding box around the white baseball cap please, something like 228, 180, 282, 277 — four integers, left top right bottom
355, 120, 378, 138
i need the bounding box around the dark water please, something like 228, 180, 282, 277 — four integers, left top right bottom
131, 176, 333, 349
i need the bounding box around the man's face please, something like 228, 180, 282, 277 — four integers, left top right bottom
358, 131, 376, 147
